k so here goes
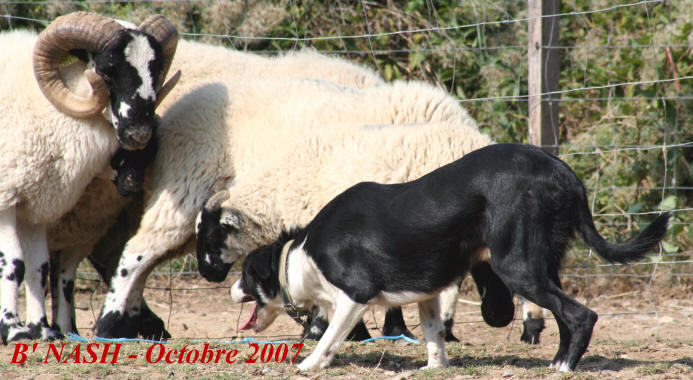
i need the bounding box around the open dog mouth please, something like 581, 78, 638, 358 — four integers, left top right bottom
239, 302, 258, 331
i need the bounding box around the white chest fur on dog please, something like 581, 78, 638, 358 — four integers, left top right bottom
285, 239, 341, 312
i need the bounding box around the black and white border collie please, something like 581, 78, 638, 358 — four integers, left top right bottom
231, 143, 669, 372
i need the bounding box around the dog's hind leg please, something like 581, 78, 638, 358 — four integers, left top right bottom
417, 297, 449, 369
382, 307, 415, 339
492, 259, 597, 372
297, 292, 368, 371
549, 311, 572, 369
545, 273, 581, 370
544, 286, 596, 371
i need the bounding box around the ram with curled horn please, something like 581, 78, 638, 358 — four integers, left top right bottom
0, 11, 179, 343
33, 11, 180, 149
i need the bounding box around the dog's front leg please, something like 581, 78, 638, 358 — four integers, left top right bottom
418, 297, 449, 369
297, 292, 368, 371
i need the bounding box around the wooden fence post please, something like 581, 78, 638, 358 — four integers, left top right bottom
528, 0, 561, 154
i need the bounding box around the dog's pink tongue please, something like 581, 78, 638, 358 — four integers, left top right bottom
239, 302, 258, 331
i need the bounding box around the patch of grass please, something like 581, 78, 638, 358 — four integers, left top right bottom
456, 365, 487, 376
636, 363, 671, 376
327, 368, 348, 376
557, 372, 596, 380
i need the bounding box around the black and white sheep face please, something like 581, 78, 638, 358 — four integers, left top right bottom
94, 30, 164, 150
195, 206, 237, 283
196, 204, 263, 283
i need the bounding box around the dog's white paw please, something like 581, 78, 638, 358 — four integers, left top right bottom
297, 356, 322, 371
549, 360, 571, 372
558, 362, 572, 372
420, 361, 449, 370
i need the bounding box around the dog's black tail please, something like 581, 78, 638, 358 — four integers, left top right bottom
576, 199, 670, 264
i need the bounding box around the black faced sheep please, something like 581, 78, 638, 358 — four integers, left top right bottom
91, 77, 478, 339
194, 121, 502, 340
0, 12, 178, 343
47, 42, 385, 338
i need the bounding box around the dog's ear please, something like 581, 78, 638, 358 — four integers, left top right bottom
248, 245, 275, 280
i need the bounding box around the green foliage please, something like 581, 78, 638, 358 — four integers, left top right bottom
2, 0, 691, 286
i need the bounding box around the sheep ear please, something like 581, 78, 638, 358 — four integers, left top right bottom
220, 209, 242, 230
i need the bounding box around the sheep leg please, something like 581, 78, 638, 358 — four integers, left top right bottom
0, 208, 32, 343
438, 280, 462, 342
519, 295, 545, 345
19, 221, 63, 341
88, 246, 170, 340
94, 254, 146, 339
418, 296, 449, 369
382, 307, 415, 338
302, 306, 371, 341
85, 201, 169, 340
50, 247, 85, 334
302, 306, 329, 341
94, 222, 190, 339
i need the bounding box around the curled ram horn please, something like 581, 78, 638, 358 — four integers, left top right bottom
155, 69, 180, 109
33, 12, 124, 119
138, 14, 180, 105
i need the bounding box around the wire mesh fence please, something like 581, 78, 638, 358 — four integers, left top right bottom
2, 0, 691, 336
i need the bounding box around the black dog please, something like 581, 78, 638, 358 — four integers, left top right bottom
231, 143, 669, 371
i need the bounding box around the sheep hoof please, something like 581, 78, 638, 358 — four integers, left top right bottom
93, 310, 139, 339
137, 305, 171, 340
26, 321, 64, 341
443, 319, 459, 342
39, 326, 64, 341
520, 318, 545, 345
346, 320, 372, 341
2, 323, 33, 344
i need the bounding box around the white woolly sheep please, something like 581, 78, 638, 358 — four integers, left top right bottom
47, 42, 384, 337
0, 12, 179, 343
196, 123, 548, 344
92, 77, 477, 338
195, 120, 494, 339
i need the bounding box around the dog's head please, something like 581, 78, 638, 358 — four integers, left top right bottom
196, 189, 267, 282
230, 230, 300, 332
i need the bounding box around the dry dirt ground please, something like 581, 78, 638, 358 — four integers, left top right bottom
1, 267, 693, 379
